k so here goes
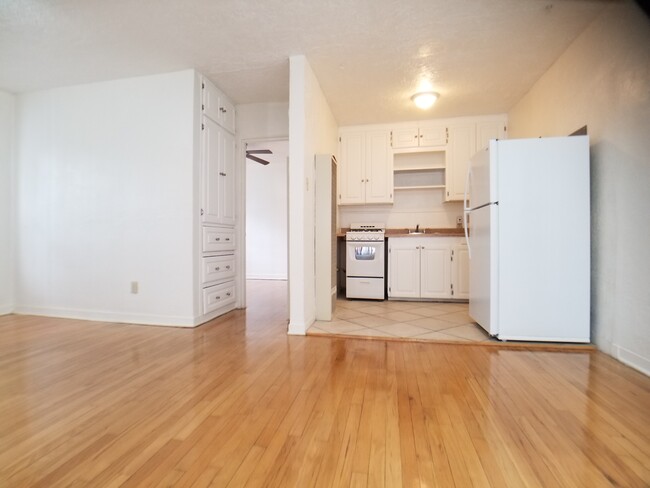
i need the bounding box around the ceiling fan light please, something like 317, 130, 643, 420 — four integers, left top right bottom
411, 91, 439, 110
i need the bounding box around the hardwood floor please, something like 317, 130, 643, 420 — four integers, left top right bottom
0, 280, 648, 487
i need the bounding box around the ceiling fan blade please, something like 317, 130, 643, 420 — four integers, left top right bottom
246, 154, 270, 165
246, 149, 272, 155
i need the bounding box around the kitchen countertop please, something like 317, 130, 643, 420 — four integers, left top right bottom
337, 228, 465, 237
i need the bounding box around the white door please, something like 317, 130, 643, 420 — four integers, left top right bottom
219, 129, 236, 225
346, 241, 385, 278
365, 130, 393, 204
419, 123, 447, 147
420, 243, 451, 299
468, 204, 497, 336
476, 120, 506, 151
452, 243, 470, 299
446, 123, 476, 201
391, 127, 419, 148
201, 116, 221, 224
388, 240, 419, 298
339, 132, 365, 204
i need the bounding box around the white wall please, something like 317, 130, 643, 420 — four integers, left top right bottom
508, 1, 650, 375
14, 70, 199, 326
0, 91, 15, 314
246, 140, 288, 280
288, 55, 338, 335
236, 102, 289, 141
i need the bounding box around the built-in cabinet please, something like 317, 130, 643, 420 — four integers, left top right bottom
201, 116, 235, 226
388, 237, 468, 300
337, 115, 506, 207
200, 77, 237, 318
338, 129, 393, 204
445, 123, 476, 202
391, 123, 447, 149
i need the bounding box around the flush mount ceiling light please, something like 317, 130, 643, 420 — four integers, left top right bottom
411, 91, 439, 110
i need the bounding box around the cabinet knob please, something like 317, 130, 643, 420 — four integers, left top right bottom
226, 292, 231, 297
215, 266, 220, 271
226, 265, 231, 269
215, 237, 221, 241
225, 238, 230, 241
216, 295, 221, 300
414, 135, 418, 139
219, 172, 227, 176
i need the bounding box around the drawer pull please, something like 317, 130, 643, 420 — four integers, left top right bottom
226, 292, 231, 297
215, 296, 221, 300
225, 265, 231, 270
225, 238, 230, 241
215, 267, 220, 271
215, 237, 220, 241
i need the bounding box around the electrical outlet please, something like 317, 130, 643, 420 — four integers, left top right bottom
130, 281, 139, 294
456, 216, 463, 228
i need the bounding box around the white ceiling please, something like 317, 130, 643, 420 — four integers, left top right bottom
0, 0, 609, 125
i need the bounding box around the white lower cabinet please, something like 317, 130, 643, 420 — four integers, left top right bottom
451, 243, 470, 299
201, 225, 236, 317
388, 237, 468, 300
203, 280, 236, 314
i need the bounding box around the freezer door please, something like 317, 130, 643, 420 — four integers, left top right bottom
467, 142, 496, 208
468, 204, 498, 336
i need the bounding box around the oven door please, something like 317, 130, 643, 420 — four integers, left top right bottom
346, 241, 385, 278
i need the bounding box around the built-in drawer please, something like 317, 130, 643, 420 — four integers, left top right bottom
203, 280, 236, 314
203, 227, 235, 253
202, 254, 235, 286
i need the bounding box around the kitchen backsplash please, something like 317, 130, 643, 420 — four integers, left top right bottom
338, 191, 464, 229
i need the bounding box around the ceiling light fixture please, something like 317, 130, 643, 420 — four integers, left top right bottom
411, 91, 439, 110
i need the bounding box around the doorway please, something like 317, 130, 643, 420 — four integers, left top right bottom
242, 139, 289, 315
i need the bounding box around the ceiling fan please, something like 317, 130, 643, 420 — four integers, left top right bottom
246, 148, 272, 165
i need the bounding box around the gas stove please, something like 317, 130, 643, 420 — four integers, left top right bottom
346, 222, 386, 242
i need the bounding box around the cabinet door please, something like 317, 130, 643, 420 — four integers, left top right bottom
219, 129, 236, 225
420, 241, 452, 299
202, 78, 222, 124
338, 132, 366, 205
451, 243, 470, 299
201, 116, 221, 224
446, 123, 476, 202
365, 130, 393, 204
219, 96, 236, 134
388, 240, 420, 298
476, 120, 506, 151
419, 123, 447, 147
391, 127, 419, 149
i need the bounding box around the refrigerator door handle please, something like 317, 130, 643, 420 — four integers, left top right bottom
464, 161, 471, 213
464, 209, 471, 259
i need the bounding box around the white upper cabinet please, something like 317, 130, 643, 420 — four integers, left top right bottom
446, 123, 476, 202
202, 77, 236, 134
201, 116, 235, 226
339, 129, 392, 205
392, 123, 446, 149
476, 119, 507, 151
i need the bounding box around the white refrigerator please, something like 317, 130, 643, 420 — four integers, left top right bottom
464, 136, 590, 342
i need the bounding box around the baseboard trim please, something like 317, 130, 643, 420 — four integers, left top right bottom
12, 305, 197, 328
0, 304, 14, 316
246, 274, 288, 280
613, 344, 650, 377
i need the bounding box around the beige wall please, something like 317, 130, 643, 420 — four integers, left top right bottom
508, 1, 650, 374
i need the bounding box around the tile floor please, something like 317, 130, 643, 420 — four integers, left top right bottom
308, 298, 494, 343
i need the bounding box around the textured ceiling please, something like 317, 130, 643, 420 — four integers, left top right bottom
0, 0, 609, 125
